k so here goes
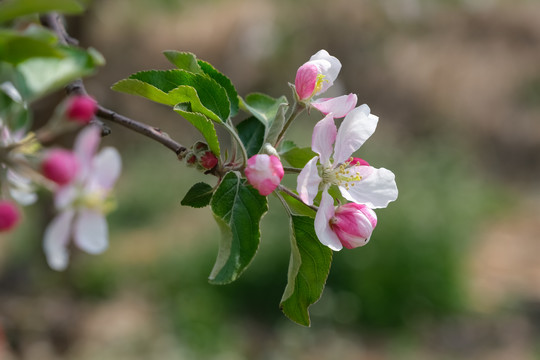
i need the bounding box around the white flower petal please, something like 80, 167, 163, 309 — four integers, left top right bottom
340, 167, 398, 209
89, 147, 122, 191
54, 185, 77, 209
309, 50, 342, 93
311, 113, 337, 166
74, 126, 101, 180
314, 189, 342, 251
333, 105, 379, 165
43, 210, 75, 271
74, 209, 109, 254
297, 156, 322, 206
311, 94, 357, 118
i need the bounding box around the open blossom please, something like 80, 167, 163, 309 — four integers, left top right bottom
245, 154, 284, 196
315, 192, 377, 250
43, 126, 121, 271
0, 200, 20, 232
294, 49, 357, 118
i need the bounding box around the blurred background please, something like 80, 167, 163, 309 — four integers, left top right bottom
2, 0, 540, 358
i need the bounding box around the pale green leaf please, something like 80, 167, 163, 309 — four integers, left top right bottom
174, 105, 220, 156
163, 51, 202, 73
0, 0, 85, 23
281, 146, 317, 168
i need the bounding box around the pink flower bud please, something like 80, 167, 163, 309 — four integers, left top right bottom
42, 149, 79, 185
245, 154, 284, 196
295, 63, 319, 100
0, 200, 20, 232
185, 153, 197, 167
330, 203, 377, 249
66, 95, 97, 124
200, 151, 218, 170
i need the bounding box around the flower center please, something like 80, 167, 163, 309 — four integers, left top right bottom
321, 158, 362, 190
313, 74, 327, 95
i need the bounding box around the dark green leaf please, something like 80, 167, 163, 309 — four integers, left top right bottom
163, 51, 202, 73
281, 146, 317, 168
181, 182, 214, 208
198, 60, 239, 117
280, 215, 332, 326
236, 116, 265, 157
174, 104, 220, 156
280, 192, 316, 218
130, 70, 230, 121
209, 171, 268, 284
0, 0, 85, 23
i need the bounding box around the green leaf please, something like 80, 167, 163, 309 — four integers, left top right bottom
242, 93, 287, 126
280, 192, 316, 218
0, 0, 85, 23
281, 146, 317, 168
198, 60, 239, 117
0, 81, 32, 131
277, 140, 297, 154
130, 70, 230, 122
163, 51, 202, 73
280, 215, 332, 326
174, 104, 220, 156
209, 171, 268, 284
0, 28, 62, 64
181, 182, 214, 208
264, 100, 287, 145
15, 46, 103, 101
111, 79, 173, 105
236, 116, 265, 157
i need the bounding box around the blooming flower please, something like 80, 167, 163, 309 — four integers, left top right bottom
315, 192, 377, 250
0, 200, 20, 232
294, 49, 357, 118
42, 149, 79, 186
43, 126, 121, 271
245, 154, 284, 196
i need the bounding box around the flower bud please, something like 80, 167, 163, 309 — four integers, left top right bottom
66, 95, 97, 124
42, 149, 79, 185
199, 151, 218, 170
295, 63, 319, 101
0, 200, 20, 232
245, 154, 284, 196
329, 203, 377, 249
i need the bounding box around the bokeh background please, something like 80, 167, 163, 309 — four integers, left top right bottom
2, 0, 540, 358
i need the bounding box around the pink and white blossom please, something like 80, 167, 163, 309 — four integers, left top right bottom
297, 105, 398, 209
43, 126, 121, 271
245, 154, 284, 196
315, 192, 377, 250
294, 50, 357, 117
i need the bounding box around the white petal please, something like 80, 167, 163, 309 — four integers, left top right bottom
309, 50, 342, 92
54, 185, 77, 209
340, 167, 398, 209
311, 113, 337, 166
314, 189, 342, 251
74, 126, 101, 180
74, 209, 109, 254
333, 105, 379, 165
89, 147, 122, 191
297, 156, 322, 206
43, 210, 75, 271
311, 94, 357, 118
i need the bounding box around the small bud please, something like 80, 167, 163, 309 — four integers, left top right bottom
200, 151, 218, 170
194, 141, 209, 151
0, 200, 20, 232
66, 95, 97, 124
42, 149, 79, 185
245, 154, 284, 196
330, 203, 377, 249
185, 153, 197, 167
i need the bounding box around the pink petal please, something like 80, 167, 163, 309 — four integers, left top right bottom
295, 63, 319, 100
297, 156, 322, 205
74, 126, 101, 180
43, 210, 75, 271
312, 113, 337, 166
314, 189, 342, 251
245, 154, 284, 196
311, 93, 357, 118
332, 203, 376, 249
89, 147, 122, 191
339, 166, 398, 209
333, 105, 379, 165
74, 209, 108, 254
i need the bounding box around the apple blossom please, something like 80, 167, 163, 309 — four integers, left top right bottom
294, 50, 357, 117
43, 126, 121, 271
0, 200, 20, 232
314, 192, 377, 250
42, 149, 79, 185
297, 105, 398, 209
66, 95, 97, 124
245, 154, 284, 196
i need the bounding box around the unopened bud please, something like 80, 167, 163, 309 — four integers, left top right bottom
42, 149, 79, 185
330, 203, 377, 249
0, 200, 20, 232
200, 151, 218, 170
66, 95, 97, 124
245, 154, 284, 196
